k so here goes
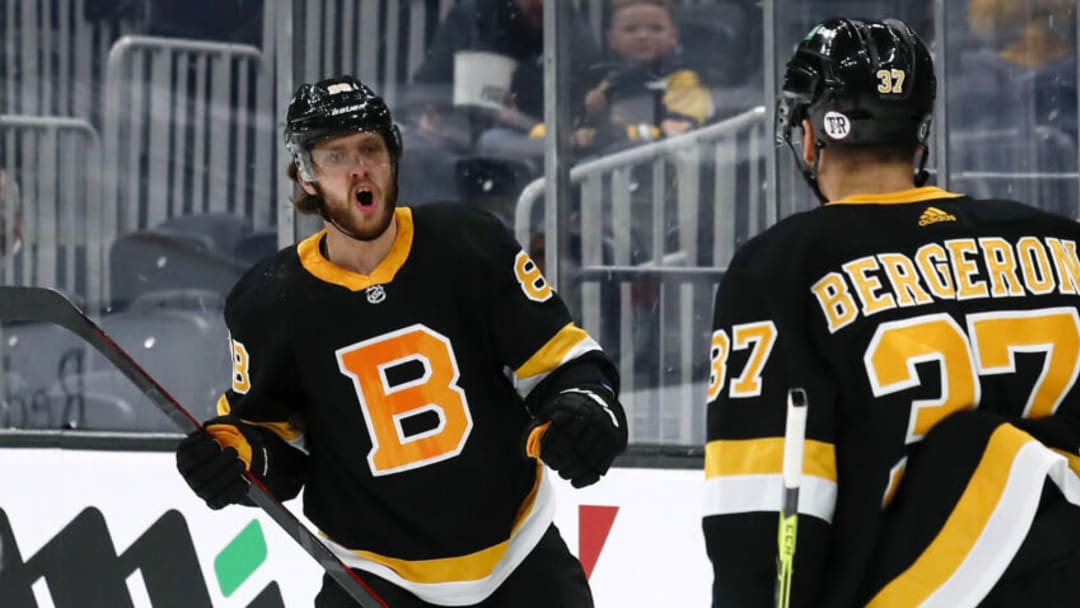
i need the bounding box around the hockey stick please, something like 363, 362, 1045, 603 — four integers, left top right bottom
0, 286, 386, 608
776, 388, 808, 608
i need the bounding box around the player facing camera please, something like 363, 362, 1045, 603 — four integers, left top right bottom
176, 73, 627, 608
285, 76, 404, 241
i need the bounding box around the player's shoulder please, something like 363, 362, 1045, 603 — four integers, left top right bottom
727, 207, 828, 275
225, 244, 304, 320
410, 202, 505, 232
961, 196, 1078, 228
410, 203, 516, 255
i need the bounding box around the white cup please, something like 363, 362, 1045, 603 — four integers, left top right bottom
453, 51, 518, 111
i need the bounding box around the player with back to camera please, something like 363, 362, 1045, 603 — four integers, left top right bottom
704, 17, 1080, 608
173, 75, 627, 608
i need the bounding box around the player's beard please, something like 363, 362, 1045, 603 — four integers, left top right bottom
316, 177, 398, 242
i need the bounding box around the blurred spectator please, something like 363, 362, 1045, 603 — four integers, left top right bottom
951, 0, 1078, 217
959, 0, 1077, 135
572, 0, 713, 152
410, 0, 602, 146
969, 0, 1074, 66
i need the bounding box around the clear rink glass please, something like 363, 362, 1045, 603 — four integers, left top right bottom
0, 0, 1075, 448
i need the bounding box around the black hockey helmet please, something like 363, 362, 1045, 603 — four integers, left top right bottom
776, 18, 936, 200
284, 75, 403, 181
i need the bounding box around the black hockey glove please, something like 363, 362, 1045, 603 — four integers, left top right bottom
526, 386, 628, 488
176, 417, 263, 510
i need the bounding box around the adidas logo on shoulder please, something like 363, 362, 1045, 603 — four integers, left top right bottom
918, 206, 957, 227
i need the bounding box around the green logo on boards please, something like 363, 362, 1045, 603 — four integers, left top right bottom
0, 507, 284, 607
216, 519, 270, 597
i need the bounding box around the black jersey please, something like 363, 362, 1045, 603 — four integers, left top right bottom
705, 186, 1080, 607
219, 204, 608, 605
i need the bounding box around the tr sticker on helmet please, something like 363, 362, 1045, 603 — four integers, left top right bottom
824, 111, 851, 140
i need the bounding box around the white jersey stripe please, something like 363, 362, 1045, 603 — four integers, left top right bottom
921, 442, 1080, 608
323, 470, 555, 606
703, 473, 837, 523
513, 336, 603, 398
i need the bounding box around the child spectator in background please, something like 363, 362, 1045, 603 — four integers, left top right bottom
572, 0, 713, 152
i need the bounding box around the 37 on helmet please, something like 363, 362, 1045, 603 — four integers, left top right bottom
284, 75, 403, 182
776, 17, 936, 202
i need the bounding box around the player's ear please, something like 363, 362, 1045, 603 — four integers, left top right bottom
801, 118, 817, 166
298, 173, 318, 196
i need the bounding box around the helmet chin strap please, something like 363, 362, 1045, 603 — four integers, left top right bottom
914, 145, 931, 187
782, 132, 829, 205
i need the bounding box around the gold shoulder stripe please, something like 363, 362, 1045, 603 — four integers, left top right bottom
705, 437, 837, 481
297, 207, 414, 291
514, 323, 591, 379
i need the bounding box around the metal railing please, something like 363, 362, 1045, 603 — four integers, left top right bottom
100, 36, 274, 305
296, 0, 457, 108
515, 106, 769, 445
0, 115, 103, 313
948, 126, 1080, 219
1, 0, 139, 118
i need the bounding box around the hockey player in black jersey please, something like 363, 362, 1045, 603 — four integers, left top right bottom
173, 75, 627, 607
705, 17, 1080, 608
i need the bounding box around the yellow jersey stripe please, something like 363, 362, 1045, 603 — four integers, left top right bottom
868, 424, 1053, 607
512, 324, 603, 399
704, 438, 837, 481
515, 323, 591, 379
881, 457, 908, 509
216, 394, 304, 442
215, 394, 231, 416
324, 466, 555, 605
828, 186, 964, 206
335, 463, 542, 583
297, 207, 414, 291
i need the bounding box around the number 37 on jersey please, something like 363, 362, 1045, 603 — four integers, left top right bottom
708, 307, 1080, 444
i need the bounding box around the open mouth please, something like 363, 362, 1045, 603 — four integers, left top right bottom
356, 189, 375, 209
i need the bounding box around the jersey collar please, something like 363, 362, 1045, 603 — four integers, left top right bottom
826, 186, 964, 206
297, 207, 414, 291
